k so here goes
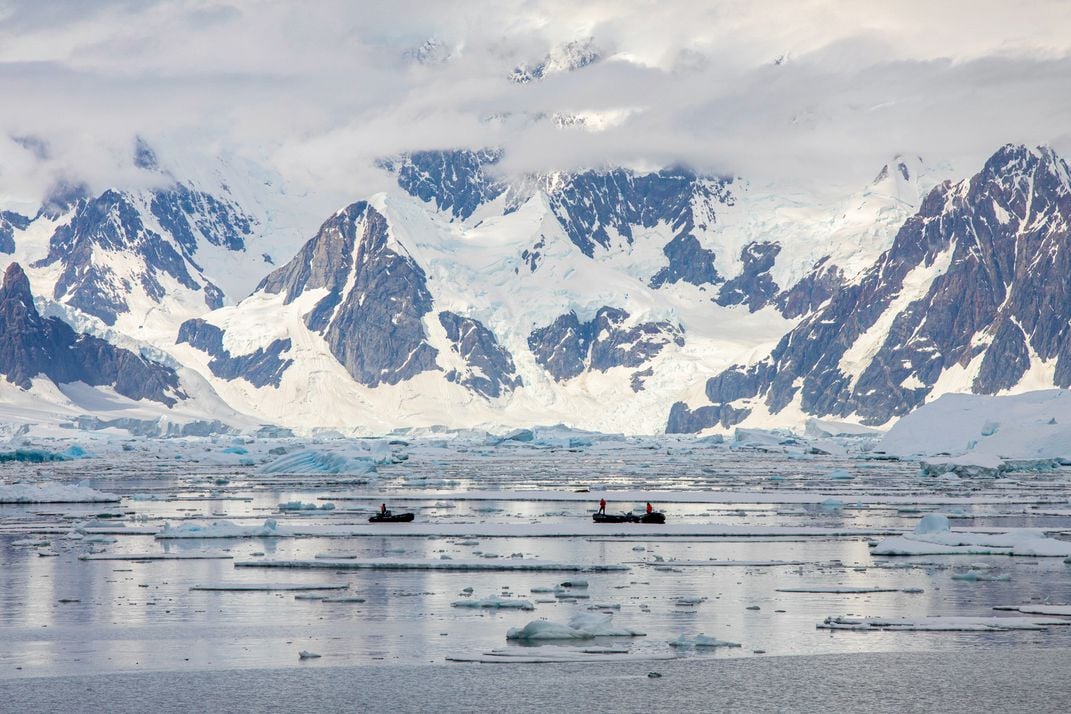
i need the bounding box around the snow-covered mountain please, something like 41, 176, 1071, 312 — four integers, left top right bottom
161, 148, 927, 433
6, 138, 1068, 436
0, 261, 249, 436
671, 145, 1071, 432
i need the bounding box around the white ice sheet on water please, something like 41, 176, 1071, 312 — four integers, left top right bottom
236, 558, 630, 573
871, 515, 1071, 557
819, 615, 1071, 632
0, 482, 119, 503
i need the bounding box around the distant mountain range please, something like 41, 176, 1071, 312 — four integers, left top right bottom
1, 138, 1068, 436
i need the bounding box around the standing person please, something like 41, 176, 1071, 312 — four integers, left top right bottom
380, 503, 387, 516
598, 498, 606, 515
646, 502, 653, 515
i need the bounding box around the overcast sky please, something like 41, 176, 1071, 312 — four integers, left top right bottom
0, 0, 1069, 202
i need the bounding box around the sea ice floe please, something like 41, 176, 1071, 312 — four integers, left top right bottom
950, 570, 1011, 582
995, 604, 1071, 617
235, 558, 629, 573
157, 519, 294, 539
776, 586, 901, 594
0, 482, 119, 503
872, 517, 1071, 557
446, 645, 672, 664
506, 613, 646, 640
190, 582, 350, 591
669, 634, 742, 649
819, 615, 1071, 631
278, 501, 335, 511
452, 595, 535, 611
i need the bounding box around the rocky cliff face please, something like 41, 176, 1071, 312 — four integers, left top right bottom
188, 201, 441, 389
0, 263, 184, 405
439, 311, 522, 398
528, 307, 684, 389
670, 145, 1071, 431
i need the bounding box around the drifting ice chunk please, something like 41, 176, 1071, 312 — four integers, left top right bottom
158, 519, 294, 539
819, 615, 1070, 631
0, 482, 119, 503
950, 570, 1011, 582
236, 558, 627, 572
776, 586, 900, 594
669, 634, 742, 648
452, 595, 535, 611
191, 582, 349, 591
1001, 604, 1071, 616
872, 517, 1071, 557
914, 514, 951, 535
506, 613, 645, 640
259, 449, 377, 476
278, 501, 336, 511
446, 646, 673, 664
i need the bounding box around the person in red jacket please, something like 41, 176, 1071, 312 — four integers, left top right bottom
598, 498, 606, 515
646, 502, 653, 515
380, 503, 387, 516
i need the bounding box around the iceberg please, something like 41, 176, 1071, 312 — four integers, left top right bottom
258, 448, 377, 476
506, 612, 645, 640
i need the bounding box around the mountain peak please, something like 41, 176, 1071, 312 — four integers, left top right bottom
1, 262, 32, 304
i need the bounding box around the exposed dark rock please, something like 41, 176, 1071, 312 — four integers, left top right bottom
150, 183, 253, 254
323, 207, 439, 387
134, 137, 159, 171
630, 367, 654, 392
527, 312, 589, 380
439, 311, 522, 398
776, 258, 845, 318
716, 242, 782, 311
545, 168, 729, 264
386, 150, 506, 220
0, 211, 30, 254
261, 202, 439, 388
0, 263, 184, 405
521, 236, 546, 272
528, 307, 684, 382
177, 318, 292, 388
665, 401, 750, 433
650, 234, 720, 288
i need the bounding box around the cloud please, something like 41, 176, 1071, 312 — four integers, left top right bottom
0, 0, 1068, 205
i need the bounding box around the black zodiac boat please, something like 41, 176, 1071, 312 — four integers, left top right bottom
592, 512, 666, 524
368, 512, 415, 523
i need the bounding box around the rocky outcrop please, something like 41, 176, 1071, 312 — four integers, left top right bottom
529, 307, 684, 382
384, 150, 506, 220
716, 242, 781, 311
150, 184, 253, 255
438, 311, 522, 398
775, 258, 844, 318
0, 263, 184, 405
0, 211, 30, 254
176, 319, 292, 388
